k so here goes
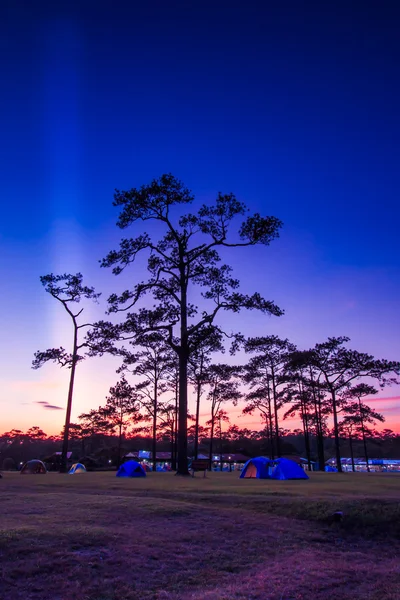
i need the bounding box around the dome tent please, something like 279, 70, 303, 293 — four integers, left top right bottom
270, 458, 309, 480
116, 460, 146, 478
240, 457, 271, 478
69, 463, 87, 474
325, 465, 338, 472
240, 457, 309, 480
20, 460, 47, 474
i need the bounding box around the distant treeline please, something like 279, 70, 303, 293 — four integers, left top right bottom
1, 426, 399, 471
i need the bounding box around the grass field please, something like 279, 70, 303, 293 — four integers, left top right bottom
1, 471, 400, 599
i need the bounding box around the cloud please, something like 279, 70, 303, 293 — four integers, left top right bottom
34, 401, 63, 411
368, 395, 400, 404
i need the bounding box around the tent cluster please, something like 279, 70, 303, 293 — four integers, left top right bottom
18, 460, 89, 475
16, 457, 308, 480
16, 459, 147, 477
240, 457, 309, 480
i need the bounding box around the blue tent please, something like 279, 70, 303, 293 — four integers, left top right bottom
240, 457, 309, 480
116, 460, 146, 478
240, 457, 271, 478
325, 465, 338, 472
68, 463, 87, 474
270, 458, 309, 480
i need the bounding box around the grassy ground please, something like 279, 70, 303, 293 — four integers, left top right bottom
1, 471, 399, 599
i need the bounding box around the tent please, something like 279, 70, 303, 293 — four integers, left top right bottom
68, 463, 87, 474
240, 457, 271, 479
116, 460, 146, 478
270, 458, 309, 480
240, 457, 309, 480
20, 460, 47, 474
325, 465, 338, 472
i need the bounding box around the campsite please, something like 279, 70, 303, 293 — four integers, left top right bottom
2, 3, 400, 600
1, 470, 400, 600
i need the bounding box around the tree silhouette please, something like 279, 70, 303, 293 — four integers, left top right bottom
61, 423, 86, 455
243, 336, 296, 458
205, 364, 241, 470
32, 273, 100, 472
78, 407, 114, 450
307, 337, 400, 472
214, 409, 230, 471
25, 426, 47, 441
286, 350, 330, 470
94, 174, 283, 474
165, 354, 180, 469
157, 402, 177, 460
120, 334, 174, 472
340, 383, 384, 472
283, 377, 316, 470
337, 419, 359, 471
188, 327, 224, 459
101, 377, 144, 467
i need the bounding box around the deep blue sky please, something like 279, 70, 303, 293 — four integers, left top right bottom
1, 1, 399, 433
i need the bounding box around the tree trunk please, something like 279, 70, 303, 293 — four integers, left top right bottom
331, 389, 342, 472
152, 377, 158, 473
60, 322, 78, 473
302, 414, 312, 471
177, 349, 189, 475
170, 420, 175, 467
208, 415, 215, 471
267, 389, 275, 459
310, 369, 325, 470
219, 418, 223, 472
194, 356, 204, 460
172, 375, 178, 470
299, 381, 312, 470
271, 369, 281, 457
262, 414, 271, 458
265, 426, 271, 458
176, 260, 190, 476
117, 423, 123, 468
359, 398, 370, 472
316, 399, 325, 471
349, 435, 355, 472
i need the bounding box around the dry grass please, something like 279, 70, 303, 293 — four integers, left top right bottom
0, 471, 399, 599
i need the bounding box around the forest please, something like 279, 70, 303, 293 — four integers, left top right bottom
4, 175, 399, 475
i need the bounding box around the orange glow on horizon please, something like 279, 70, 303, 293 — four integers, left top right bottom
1, 394, 400, 437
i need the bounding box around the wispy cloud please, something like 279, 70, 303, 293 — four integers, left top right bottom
368, 395, 400, 404
34, 401, 63, 411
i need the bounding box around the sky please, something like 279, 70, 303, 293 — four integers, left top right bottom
0, 0, 399, 436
